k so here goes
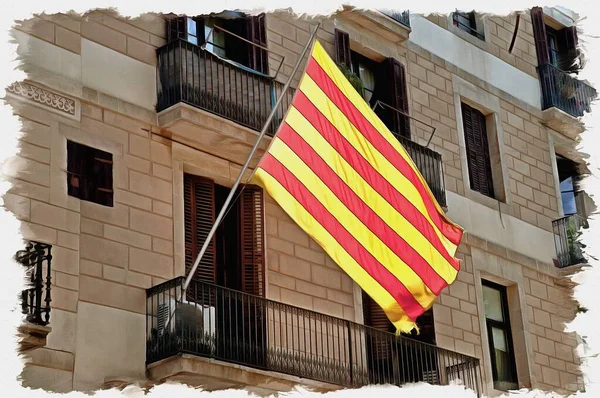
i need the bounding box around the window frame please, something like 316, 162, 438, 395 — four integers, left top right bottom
482, 279, 519, 391
453, 10, 485, 41
66, 140, 114, 207
460, 101, 495, 199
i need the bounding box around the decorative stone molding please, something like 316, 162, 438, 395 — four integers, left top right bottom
5, 80, 80, 121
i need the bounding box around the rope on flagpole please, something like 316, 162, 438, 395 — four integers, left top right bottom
160, 20, 322, 336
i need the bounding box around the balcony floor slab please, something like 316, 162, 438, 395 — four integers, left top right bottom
147, 354, 344, 395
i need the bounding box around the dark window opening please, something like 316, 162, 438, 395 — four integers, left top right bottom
350, 50, 378, 103
67, 140, 113, 207
183, 174, 266, 367
334, 29, 410, 139
556, 155, 587, 220
461, 102, 495, 198
453, 11, 485, 41
531, 7, 580, 73
482, 280, 518, 391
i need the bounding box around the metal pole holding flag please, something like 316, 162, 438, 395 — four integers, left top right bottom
183, 21, 320, 293
157, 21, 322, 337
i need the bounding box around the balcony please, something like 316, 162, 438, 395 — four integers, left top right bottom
146, 277, 482, 394
338, 7, 411, 43
15, 241, 52, 352
396, 135, 447, 208
155, 39, 293, 166
379, 10, 411, 28
552, 214, 587, 268
538, 63, 597, 138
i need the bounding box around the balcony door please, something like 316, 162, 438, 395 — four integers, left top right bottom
362, 291, 438, 385
184, 173, 266, 367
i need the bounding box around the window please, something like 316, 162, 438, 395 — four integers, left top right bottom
531, 7, 580, 73
453, 11, 485, 41
362, 291, 437, 383
166, 12, 269, 74
350, 51, 378, 103
334, 29, 411, 139
67, 140, 113, 207
461, 102, 495, 198
183, 173, 264, 295
183, 174, 266, 367
482, 280, 518, 391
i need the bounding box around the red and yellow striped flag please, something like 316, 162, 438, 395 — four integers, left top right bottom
251, 40, 464, 334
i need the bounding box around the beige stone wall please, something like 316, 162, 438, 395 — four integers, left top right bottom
432, 234, 582, 395
424, 11, 538, 77
265, 195, 358, 322
4, 8, 584, 397
405, 44, 559, 232
15, 10, 166, 65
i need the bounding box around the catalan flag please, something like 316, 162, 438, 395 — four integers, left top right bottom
251, 40, 464, 334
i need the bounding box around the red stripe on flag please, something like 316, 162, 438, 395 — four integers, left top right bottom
259, 153, 425, 320
278, 123, 450, 295
291, 93, 460, 270
305, 58, 462, 246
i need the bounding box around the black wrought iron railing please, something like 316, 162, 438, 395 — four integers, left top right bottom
147, 277, 482, 394
552, 214, 587, 268
15, 241, 52, 326
379, 10, 411, 28
538, 63, 597, 118
156, 39, 295, 135
396, 135, 447, 207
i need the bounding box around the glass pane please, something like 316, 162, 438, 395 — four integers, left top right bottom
358, 61, 376, 102
492, 327, 508, 352
187, 18, 196, 36
483, 285, 504, 322
561, 191, 577, 215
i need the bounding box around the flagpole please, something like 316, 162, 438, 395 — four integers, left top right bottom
182, 22, 321, 295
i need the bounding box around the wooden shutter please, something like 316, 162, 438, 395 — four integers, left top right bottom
461, 103, 495, 198
371, 58, 411, 138
166, 14, 187, 42
530, 7, 550, 66
184, 174, 217, 288
389, 58, 411, 138
92, 152, 113, 207
239, 185, 265, 297
362, 291, 393, 360
247, 14, 269, 74
334, 29, 351, 68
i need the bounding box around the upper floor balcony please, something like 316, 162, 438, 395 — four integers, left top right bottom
552, 214, 587, 268
146, 277, 482, 394
538, 63, 597, 138
155, 35, 447, 209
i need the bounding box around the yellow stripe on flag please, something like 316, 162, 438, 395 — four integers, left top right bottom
253, 168, 416, 332
297, 76, 458, 256
284, 107, 459, 285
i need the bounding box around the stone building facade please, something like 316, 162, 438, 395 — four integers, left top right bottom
3, 5, 593, 397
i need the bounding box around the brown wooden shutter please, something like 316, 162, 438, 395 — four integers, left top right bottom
334, 29, 351, 68
389, 58, 411, 138
362, 291, 393, 360
166, 14, 187, 42
239, 184, 265, 297
530, 7, 550, 66
247, 14, 269, 75
461, 103, 494, 198
184, 174, 217, 288
371, 58, 411, 138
